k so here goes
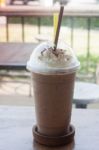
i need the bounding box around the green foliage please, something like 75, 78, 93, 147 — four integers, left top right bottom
78, 54, 99, 74
77, 55, 99, 82
8, 17, 99, 29
8, 17, 21, 23
91, 18, 99, 29
41, 17, 53, 26
24, 18, 38, 25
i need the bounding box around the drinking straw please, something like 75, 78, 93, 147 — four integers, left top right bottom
54, 6, 64, 51
53, 13, 58, 39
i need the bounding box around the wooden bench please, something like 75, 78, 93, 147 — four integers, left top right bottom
0, 43, 37, 70
0, 42, 37, 95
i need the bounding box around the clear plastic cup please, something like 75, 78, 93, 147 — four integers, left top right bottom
27, 42, 80, 136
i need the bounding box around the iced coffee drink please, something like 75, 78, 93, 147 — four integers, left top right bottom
27, 42, 80, 145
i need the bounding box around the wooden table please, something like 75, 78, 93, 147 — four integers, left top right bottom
0, 106, 99, 150
74, 82, 99, 108
0, 43, 36, 70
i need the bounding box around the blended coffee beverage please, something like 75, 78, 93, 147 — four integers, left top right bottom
27, 42, 80, 137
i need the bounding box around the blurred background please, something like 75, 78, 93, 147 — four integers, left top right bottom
0, 0, 99, 108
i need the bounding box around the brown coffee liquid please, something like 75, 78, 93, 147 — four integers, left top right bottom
32, 72, 75, 136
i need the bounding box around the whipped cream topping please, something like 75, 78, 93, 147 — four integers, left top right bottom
38, 47, 72, 67
27, 42, 80, 74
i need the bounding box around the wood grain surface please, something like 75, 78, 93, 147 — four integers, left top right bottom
0, 106, 99, 150
0, 43, 36, 69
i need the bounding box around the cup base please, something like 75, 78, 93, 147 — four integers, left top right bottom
32, 125, 75, 146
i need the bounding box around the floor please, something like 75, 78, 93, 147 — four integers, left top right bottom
0, 77, 99, 108
0, 77, 34, 106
